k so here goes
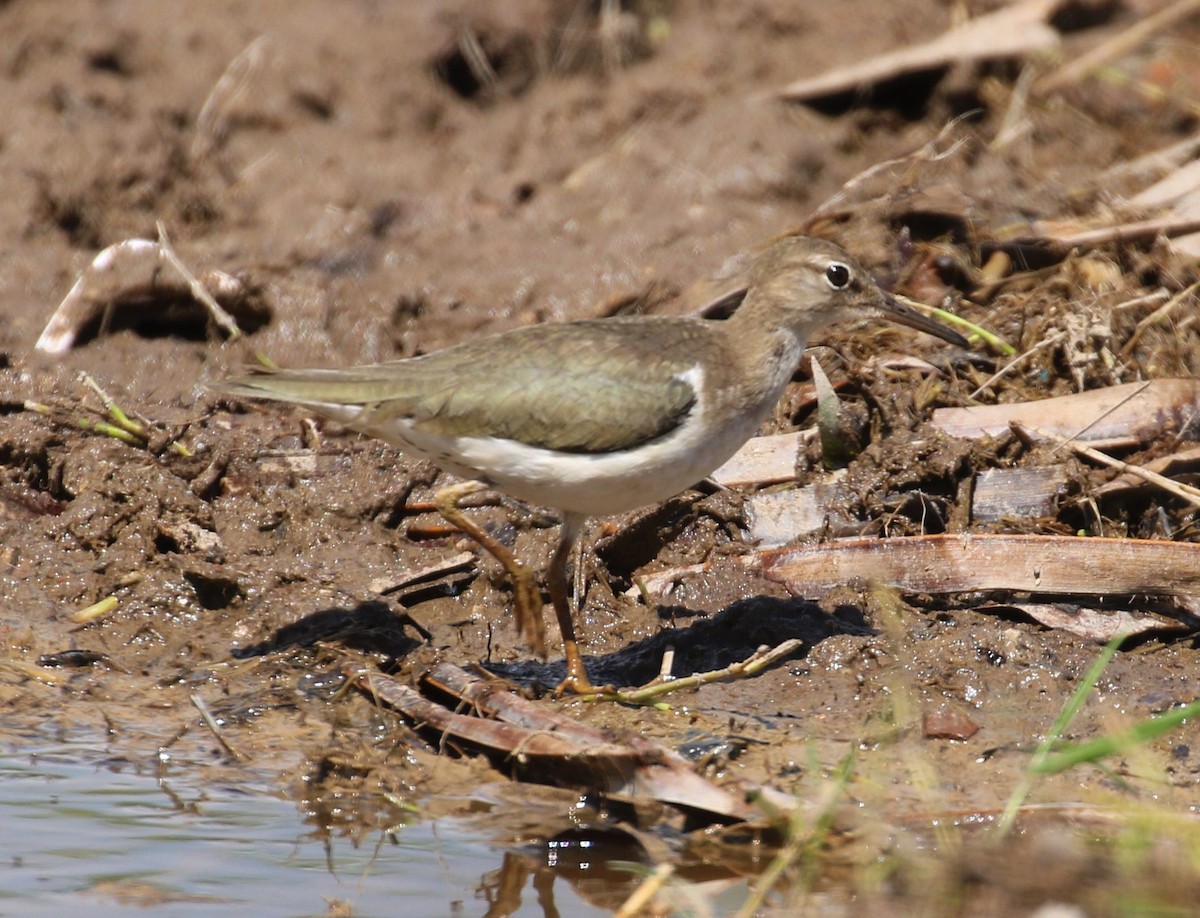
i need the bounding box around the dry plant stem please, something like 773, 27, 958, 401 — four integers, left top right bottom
67, 594, 120, 625
808, 117, 970, 220
35, 236, 249, 355
1046, 215, 1200, 250
582, 638, 804, 704
369, 551, 476, 596
1111, 289, 1171, 314
456, 29, 499, 94
1104, 133, 1200, 184
735, 748, 855, 918
1119, 278, 1200, 357
1037, 0, 1200, 95
191, 35, 268, 161
1095, 443, 1200, 498
1013, 422, 1200, 509
156, 222, 243, 342
968, 331, 1065, 399
777, 1, 1058, 103
598, 0, 625, 77
190, 693, 246, 762
613, 863, 674, 918
991, 63, 1036, 151
405, 492, 502, 514
1049, 379, 1149, 444
2, 660, 69, 685
935, 378, 1192, 446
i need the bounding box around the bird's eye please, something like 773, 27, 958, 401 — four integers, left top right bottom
825, 261, 851, 290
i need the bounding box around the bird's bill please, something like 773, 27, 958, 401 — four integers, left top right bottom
879, 291, 969, 347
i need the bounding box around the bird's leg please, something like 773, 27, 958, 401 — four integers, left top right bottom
547, 512, 599, 694
434, 480, 546, 657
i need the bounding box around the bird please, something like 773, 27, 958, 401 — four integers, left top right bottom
213, 235, 966, 693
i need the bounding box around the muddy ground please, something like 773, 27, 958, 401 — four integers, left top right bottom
5, 0, 1200, 914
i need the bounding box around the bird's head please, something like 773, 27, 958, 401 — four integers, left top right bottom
747, 236, 967, 347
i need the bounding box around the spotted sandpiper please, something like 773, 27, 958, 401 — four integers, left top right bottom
214, 235, 965, 692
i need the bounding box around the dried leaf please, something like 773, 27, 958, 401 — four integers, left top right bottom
933, 380, 1200, 448
778, 0, 1060, 104
758, 533, 1200, 611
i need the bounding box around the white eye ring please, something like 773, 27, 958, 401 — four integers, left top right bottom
825, 261, 851, 290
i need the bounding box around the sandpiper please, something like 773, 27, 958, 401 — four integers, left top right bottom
214, 235, 965, 692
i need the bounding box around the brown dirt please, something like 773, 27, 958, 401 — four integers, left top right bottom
6, 0, 1200, 913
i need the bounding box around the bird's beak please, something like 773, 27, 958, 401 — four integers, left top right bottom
878, 291, 969, 347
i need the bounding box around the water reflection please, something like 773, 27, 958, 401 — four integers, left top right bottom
0, 740, 617, 917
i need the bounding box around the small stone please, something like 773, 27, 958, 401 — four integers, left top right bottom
922, 703, 980, 740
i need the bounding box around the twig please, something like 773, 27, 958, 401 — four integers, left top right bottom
1013, 422, 1200, 509
736, 748, 855, 917
1111, 289, 1171, 313
582, 638, 804, 704
156, 222, 243, 342
192, 35, 269, 161
991, 63, 1036, 151
1041, 215, 1200, 250
190, 693, 246, 762
1037, 0, 1200, 96
809, 116, 971, 221
1119, 278, 1200, 357
457, 29, 498, 94
969, 331, 1065, 399
613, 864, 674, 918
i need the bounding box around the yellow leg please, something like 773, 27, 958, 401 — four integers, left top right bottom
546, 513, 598, 694
434, 480, 546, 658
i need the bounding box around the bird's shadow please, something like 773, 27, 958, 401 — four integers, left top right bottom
231, 600, 427, 663
231, 594, 873, 693
489, 595, 874, 690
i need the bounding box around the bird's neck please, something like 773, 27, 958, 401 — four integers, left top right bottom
712, 293, 811, 420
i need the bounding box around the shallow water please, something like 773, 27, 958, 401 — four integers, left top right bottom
0, 741, 611, 918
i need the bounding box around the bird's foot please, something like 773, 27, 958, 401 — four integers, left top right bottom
549, 639, 617, 697
510, 564, 547, 659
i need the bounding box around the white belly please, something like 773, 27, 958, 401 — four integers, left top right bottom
329, 382, 768, 517
354, 402, 761, 517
